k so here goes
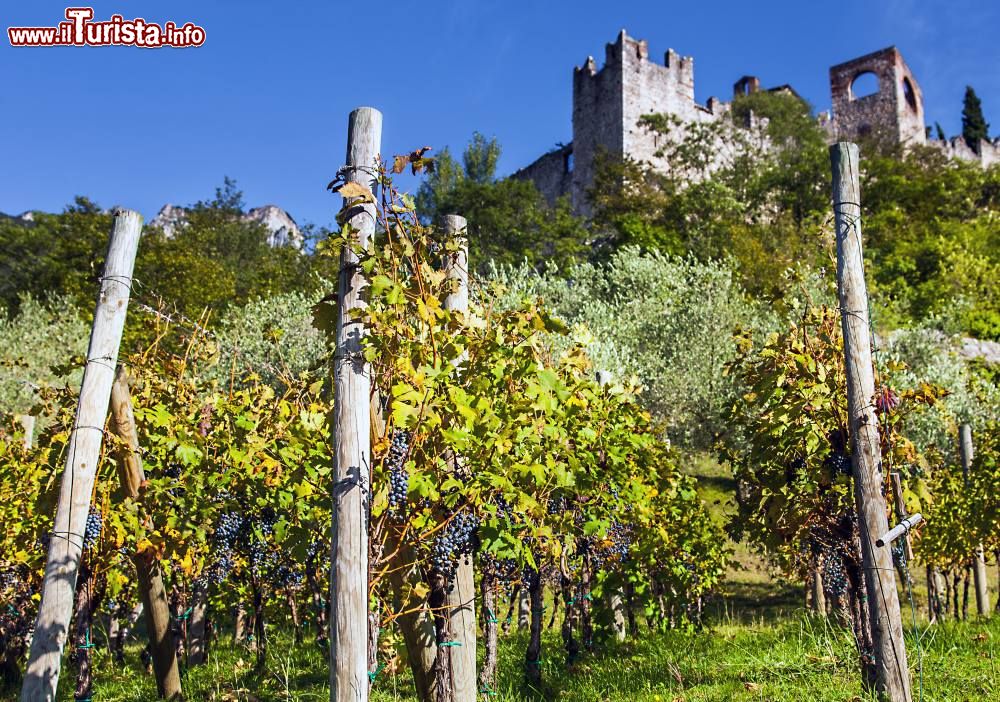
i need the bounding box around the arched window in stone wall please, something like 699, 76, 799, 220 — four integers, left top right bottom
850, 71, 880, 100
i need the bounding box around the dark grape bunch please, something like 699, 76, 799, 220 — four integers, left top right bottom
208, 511, 245, 585
0, 565, 20, 593
83, 509, 103, 550
825, 452, 852, 477
431, 511, 479, 584
821, 551, 848, 598
605, 519, 633, 563
387, 430, 410, 515
480, 553, 519, 595
275, 562, 304, 589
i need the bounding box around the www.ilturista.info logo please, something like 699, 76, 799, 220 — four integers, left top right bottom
8, 7, 206, 48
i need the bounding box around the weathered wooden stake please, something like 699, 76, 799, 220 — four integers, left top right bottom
830, 143, 911, 702
959, 424, 991, 617
17, 415, 35, 449
441, 215, 476, 702
108, 365, 182, 699
21, 209, 142, 702
330, 106, 381, 702
188, 581, 209, 665
518, 588, 530, 629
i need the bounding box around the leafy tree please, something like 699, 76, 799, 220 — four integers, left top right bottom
462, 131, 501, 184
488, 248, 771, 448
0, 181, 315, 324
590, 91, 829, 299
417, 134, 590, 271
0, 295, 88, 415
137, 178, 314, 318
0, 198, 113, 316
961, 86, 989, 153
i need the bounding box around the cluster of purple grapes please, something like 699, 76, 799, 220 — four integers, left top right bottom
387, 430, 410, 515
480, 552, 519, 593
83, 509, 103, 550
493, 496, 513, 521
605, 519, 633, 563
0, 565, 19, 593
547, 496, 567, 515
275, 563, 304, 589
248, 508, 279, 578
431, 511, 479, 583
825, 452, 852, 476
208, 511, 245, 584
822, 551, 849, 598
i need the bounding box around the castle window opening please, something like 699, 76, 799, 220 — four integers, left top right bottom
564, 150, 574, 174
902, 77, 917, 111
850, 71, 880, 100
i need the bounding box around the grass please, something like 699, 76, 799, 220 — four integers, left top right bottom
40, 612, 997, 701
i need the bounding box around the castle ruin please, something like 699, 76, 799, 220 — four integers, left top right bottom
516, 31, 999, 214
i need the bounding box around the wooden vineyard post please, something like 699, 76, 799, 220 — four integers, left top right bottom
959, 424, 991, 617
17, 415, 35, 449
596, 371, 628, 641
441, 215, 477, 702
518, 588, 530, 629
21, 209, 142, 702
108, 365, 183, 699
330, 106, 381, 702
830, 143, 911, 702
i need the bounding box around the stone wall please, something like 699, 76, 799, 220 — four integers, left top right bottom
510, 145, 572, 206
930, 135, 1000, 168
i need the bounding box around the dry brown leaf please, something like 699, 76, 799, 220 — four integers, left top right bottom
337, 181, 376, 203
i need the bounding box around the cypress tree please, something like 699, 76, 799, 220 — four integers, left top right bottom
934, 122, 946, 142
961, 86, 989, 153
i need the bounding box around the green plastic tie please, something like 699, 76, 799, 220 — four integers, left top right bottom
368, 662, 385, 684
439, 640, 462, 647
175, 606, 192, 621
78, 629, 94, 650
526, 658, 542, 666
480, 683, 497, 696
485, 607, 498, 624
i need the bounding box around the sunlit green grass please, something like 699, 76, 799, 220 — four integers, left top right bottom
40, 611, 996, 701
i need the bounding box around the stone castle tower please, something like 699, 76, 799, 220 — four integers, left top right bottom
515, 31, 998, 215
828, 46, 926, 147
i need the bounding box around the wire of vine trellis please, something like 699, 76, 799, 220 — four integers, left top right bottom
839, 202, 924, 702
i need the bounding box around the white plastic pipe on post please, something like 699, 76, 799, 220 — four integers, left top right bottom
21, 209, 143, 702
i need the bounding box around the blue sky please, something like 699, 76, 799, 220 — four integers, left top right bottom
2, 1, 997, 230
